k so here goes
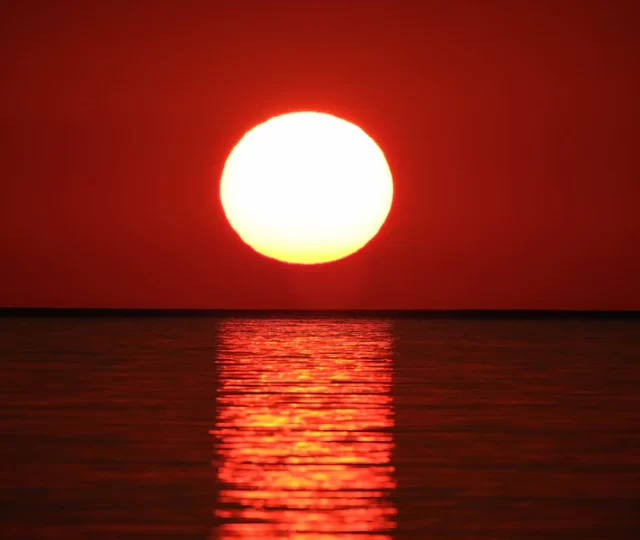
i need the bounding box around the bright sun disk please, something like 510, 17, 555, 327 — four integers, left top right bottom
220, 111, 393, 264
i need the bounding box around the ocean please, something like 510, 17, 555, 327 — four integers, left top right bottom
1, 315, 639, 538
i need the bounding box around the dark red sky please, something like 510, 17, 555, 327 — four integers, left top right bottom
1, 1, 638, 309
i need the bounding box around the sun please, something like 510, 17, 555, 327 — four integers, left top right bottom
220, 111, 393, 264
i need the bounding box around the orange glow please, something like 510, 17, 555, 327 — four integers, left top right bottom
220, 112, 393, 264
211, 319, 396, 539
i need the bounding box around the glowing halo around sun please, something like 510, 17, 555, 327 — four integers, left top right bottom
220, 111, 393, 264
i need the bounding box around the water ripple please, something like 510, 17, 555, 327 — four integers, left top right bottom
211, 319, 396, 538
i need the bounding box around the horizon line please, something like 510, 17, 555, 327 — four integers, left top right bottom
1, 307, 638, 320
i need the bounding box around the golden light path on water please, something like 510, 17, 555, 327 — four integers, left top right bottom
211, 319, 396, 539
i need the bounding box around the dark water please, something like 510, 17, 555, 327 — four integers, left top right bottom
1, 317, 639, 538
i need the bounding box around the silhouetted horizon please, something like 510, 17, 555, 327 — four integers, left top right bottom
1, 307, 639, 320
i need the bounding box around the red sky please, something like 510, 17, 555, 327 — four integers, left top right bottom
1, 1, 638, 309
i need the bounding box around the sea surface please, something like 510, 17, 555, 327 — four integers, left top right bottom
1, 316, 639, 539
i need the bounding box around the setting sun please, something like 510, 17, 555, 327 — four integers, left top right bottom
220, 112, 393, 264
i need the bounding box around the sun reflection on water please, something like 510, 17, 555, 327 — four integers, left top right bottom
211, 319, 396, 539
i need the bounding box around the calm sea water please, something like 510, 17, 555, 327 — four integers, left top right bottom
1, 316, 639, 539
